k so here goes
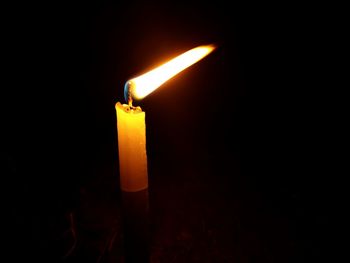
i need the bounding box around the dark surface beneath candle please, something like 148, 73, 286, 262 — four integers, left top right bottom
6, 150, 332, 263
3, 1, 337, 262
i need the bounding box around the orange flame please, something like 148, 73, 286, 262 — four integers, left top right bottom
127, 44, 215, 100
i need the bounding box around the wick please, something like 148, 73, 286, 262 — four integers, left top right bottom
128, 94, 133, 107
124, 80, 134, 107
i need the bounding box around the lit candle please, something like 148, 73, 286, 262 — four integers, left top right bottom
115, 44, 215, 192
115, 44, 216, 262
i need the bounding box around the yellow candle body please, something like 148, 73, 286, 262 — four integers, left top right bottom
116, 102, 148, 192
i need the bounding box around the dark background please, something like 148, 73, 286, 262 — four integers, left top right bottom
3, 1, 336, 262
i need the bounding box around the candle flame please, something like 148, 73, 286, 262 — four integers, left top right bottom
125, 44, 216, 101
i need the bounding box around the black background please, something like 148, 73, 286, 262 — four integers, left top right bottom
3, 1, 336, 262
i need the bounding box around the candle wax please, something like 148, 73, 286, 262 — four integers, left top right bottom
116, 102, 148, 192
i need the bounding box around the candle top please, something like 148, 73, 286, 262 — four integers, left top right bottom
116, 102, 143, 114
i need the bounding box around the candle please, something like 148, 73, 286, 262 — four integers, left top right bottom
116, 102, 148, 192
115, 44, 215, 192
115, 44, 216, 262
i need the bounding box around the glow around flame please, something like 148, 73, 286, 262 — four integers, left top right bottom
126, 44, 215, 100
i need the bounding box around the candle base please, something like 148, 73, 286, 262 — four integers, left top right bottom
121, 188, 150, 263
